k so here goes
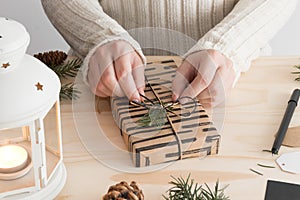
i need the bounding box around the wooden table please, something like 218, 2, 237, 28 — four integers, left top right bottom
56, 56, 300, 200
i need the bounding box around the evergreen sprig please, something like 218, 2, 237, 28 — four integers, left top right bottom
60, 83, 81, 100
51, 58, 82, 78
136, 105, 167, 127
34, 51, 83, 100
201, 182, 230, 200
163, 174, 230, 200
292, 65, 300, 81
55, 58, 82, 100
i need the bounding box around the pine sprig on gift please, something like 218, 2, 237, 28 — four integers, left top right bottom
136, 105, 167, 127
34, 50, 82, 100
163, 174, 230, 200
292, 65, 300, 81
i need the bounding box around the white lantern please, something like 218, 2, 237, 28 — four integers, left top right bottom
0, 17, 66, 199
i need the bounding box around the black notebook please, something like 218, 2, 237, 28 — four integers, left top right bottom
265, 180, 300, 200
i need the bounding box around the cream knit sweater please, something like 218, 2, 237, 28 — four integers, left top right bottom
41, 0, 297, 77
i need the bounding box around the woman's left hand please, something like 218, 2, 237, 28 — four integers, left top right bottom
172, 50, 236, 107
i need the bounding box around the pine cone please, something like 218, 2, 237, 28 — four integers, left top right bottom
102, 181, 144, 200
34, 50, 67, 67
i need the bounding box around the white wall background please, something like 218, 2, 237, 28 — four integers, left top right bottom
1, 0, 300, 56
1, 1, 69, 54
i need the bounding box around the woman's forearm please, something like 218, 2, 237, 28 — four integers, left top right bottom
186, 0, 297, 74
41, 0, 142, 58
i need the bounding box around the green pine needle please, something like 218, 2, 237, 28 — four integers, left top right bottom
257, 163, 275, 168
163, 174, 203, 200
51, 58, 82, 78
55, 58, 82, 100
35, 51, 83, 100
136, 104, 167, 127
292, 65, 300, 81
163, 174, 230, 200
202, 181, 230, 200
60, 83, 81, 100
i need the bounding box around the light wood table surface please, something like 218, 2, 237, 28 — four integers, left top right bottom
56, 56, 300, 200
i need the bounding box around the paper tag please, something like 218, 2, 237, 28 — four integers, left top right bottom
276, 151, 300, 174
283, 126, 300, 147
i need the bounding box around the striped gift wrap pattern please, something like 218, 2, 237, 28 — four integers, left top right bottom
111, 60, 220, 167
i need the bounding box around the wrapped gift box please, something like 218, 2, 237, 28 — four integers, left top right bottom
111, 60, 220, 167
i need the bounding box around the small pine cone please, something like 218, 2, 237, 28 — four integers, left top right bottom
34, 50, 67, 67
102, 181, 144, 200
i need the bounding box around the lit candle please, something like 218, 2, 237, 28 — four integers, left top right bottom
0, 145, 29, 173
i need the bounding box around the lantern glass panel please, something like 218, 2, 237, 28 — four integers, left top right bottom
44, 103, 61, 180
0, 127, 35, 195
0, 127, 24, 143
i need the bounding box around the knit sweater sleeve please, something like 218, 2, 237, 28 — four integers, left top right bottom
41, 0, 145, 82
186, 0, 297, 75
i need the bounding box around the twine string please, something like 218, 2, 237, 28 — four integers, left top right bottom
146, 80, 183, 160
130, 78, 197, 161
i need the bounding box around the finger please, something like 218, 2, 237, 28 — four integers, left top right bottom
215, 62, 236, 91
186, 51, 219, 80
172, 61, 194, 101
199, 98, 213, 108
88, 55, 118, 96
179, 56, 219, 100
180, 74, 210, 100
89, 61, 123, 97
197, 88, 211, 100
115, 57, 140, 101
89, 49, 113, 78
132, 56, 145, 99
200, 69, 226, 107
172, 72, 189, 101
95, 80, 111, 97
101, 63, 124, 97
87, 56, 102, 95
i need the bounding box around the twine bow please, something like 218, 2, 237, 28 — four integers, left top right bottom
130, 82, 196, 160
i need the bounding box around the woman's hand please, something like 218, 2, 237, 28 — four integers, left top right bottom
172, 50, 236, 107
87, 40, 145, 102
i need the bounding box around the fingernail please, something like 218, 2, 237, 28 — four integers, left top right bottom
138, 90, 145, 102
172, 94, 178, 102
132, 98, 140, 103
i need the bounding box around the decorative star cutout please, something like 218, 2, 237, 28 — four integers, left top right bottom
1, 62, 10, 69
35, 82, 43, 91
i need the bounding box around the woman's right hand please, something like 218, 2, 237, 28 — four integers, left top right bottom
172, 50, 236, 107
87, 40, 145, 102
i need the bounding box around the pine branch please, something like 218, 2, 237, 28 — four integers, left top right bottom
60, 83, 81, 100
163, 174, 230, 200
163, 174, 203, 200
201, 181, 230, 200
52, 58, 82, 78
34, 50, 83, 100
292, 65, 300, 81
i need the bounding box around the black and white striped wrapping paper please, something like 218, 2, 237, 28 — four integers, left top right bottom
112, 60, 220, 167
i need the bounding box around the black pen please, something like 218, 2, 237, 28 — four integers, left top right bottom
271, 89, 300, 154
